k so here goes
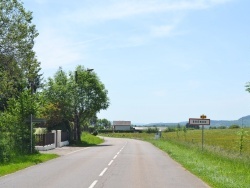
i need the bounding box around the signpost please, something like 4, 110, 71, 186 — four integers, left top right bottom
26, 116, 46, 153
189, 115, 210, 151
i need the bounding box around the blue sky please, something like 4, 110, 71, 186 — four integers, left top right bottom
22, 0, 250, 124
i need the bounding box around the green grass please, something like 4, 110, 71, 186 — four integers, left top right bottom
150, 139, 250, 188
70, 132, 104, 147
0, 153, 58, 177
0, 132, 103, 177
165, 128, 250, 156
101, 129, 250, 188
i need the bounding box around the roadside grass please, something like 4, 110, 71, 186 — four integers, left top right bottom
0, 132, 103, 177
150, 139, 250, 188
0, 153, 58, 177
70, 132, 104, 147
101, 129, 250, 188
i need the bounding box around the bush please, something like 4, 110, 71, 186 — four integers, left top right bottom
218, 126, 227, 129
229, 124, 240, 129
92, 130, 98, 136
144, 127, 159, 133
164, 127, 176, 132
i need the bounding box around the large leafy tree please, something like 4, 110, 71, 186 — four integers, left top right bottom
0, 0, 42, 111
41, 68, 74, 132
42, 66, 109, 141
72, 65, 109, 140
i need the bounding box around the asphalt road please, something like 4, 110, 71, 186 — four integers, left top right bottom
0, 137, 210, 188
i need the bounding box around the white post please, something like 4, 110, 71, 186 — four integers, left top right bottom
52, 130, 57, 148
57, 130, 62, 147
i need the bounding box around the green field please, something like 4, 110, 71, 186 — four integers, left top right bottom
164, 128, 250, 156
101, 128, 250, 188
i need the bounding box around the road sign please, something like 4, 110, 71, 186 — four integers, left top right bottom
189, 118, 210, 125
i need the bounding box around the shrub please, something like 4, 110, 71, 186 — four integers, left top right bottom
218, 126, 227, 129
92, 130, 98, 136
144, 127, 159, 133
229, 124, 240, 129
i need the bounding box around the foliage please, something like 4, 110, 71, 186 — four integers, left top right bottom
164, 127, 176, 132
96, 118, 111, 129
92, 130, 98, 136
0, 0, 42, 111
144, 127, 159, 133
236, 128, 248, 155
229, 124, 240, 129
41, 68, 73, 132
34, 128, 47, 134
41, 66, 109, 141
186, 123, 200, 129
0, 90, 39, 162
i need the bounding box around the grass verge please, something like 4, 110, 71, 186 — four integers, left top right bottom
101, 133, 250, 188
149, 139, 250, 188
70, 132, 104, 147
0, 153, 58, 177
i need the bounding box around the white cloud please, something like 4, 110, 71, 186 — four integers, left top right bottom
62, 0, 232, 24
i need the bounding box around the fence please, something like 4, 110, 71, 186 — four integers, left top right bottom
61, 132, 69, 142
35, 133, 54, 146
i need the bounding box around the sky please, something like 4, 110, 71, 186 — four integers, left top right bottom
21, 0, 250, 124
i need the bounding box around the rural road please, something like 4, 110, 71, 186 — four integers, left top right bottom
0, 137, 210, 188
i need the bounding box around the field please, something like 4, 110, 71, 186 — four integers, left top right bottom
100, 128, 250, 188
164, 128, 250, 156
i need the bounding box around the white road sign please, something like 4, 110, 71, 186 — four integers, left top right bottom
189, 118, 210, 125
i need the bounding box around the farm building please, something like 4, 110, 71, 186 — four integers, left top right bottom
113, 121, 131, 131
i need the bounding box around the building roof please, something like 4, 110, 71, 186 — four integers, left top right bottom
113, 121, 131, 126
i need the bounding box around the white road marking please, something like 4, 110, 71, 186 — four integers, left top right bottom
108, 160, 113, 166
66, 147, 89, 155
99, 168, 108, 176
89, 180, 98, 188
113, 155, 117, 159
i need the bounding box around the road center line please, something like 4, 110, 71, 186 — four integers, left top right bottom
113, 155, 117, 159
99, 168, 108, 176
89, 180, 98, 188
108, 160, 113, 166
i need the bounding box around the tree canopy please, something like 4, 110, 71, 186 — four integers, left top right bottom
41, 66, 109, 141
0, 0, 42, 111
0, 0, 110, 162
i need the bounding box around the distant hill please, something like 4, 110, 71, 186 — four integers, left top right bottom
138, 115, 250, 127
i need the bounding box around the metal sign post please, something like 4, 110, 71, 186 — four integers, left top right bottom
26, 116, 46, 153
30, 114, 33, 153
189, 115, 210, 151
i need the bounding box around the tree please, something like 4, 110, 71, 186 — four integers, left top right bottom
41, 66, 110, 141
0, 0, 42, 111
96, 118, 111, 129
71, 65, 109, 141
41, 68, 73, 132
